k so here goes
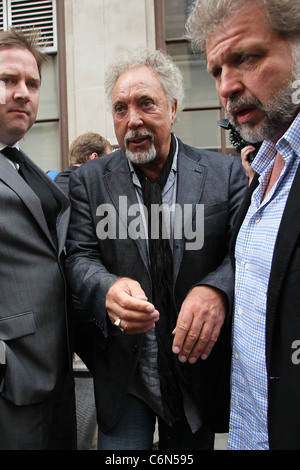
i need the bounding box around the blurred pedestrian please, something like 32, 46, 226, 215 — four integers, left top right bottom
54, 132, 113, 195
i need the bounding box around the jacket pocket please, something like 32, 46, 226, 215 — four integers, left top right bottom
0, 311, 36, 340
204, 200, 227, 218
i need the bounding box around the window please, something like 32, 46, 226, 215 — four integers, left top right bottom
155, 0, 229, 153
0, 0, 67, 171
5, 0, 57, 52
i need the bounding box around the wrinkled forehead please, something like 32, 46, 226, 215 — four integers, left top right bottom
206, 6, 275, 69
112, 66, 166, 101
0, 45, 40, 75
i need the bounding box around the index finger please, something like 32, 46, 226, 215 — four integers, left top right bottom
107, 277, 155, 314
172, 309, 194, 356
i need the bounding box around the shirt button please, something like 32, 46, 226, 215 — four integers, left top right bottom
244, 262, 250, 270
235, 352, 239, 360
237, 307, 243, 315
255, 216, 261, 223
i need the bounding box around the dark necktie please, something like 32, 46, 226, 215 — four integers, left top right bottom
2, 146, 59, 244
134, 136, 186, 425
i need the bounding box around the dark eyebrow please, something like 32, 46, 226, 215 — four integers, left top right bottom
113, 99, 126, 107
0, 71, 40, 83
0, 71, 17, 79
138, 93, 152, 100
29, 75, 41, 84
208, 42, 267, 73
137, 93, 155, 104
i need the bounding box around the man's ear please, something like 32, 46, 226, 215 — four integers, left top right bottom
88, 152, 98, 161
171, 100, 178, 125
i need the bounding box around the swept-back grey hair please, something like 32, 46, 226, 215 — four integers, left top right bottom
186, 0, 300, 53
104, 48, 185, 118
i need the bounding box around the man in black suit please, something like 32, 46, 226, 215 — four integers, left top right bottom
0, 28, 76, 450
66, 48, 247, 450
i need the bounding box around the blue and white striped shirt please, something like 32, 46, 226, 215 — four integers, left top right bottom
228, 112, 300, 450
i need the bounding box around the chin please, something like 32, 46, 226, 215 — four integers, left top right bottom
125, 146, 157, 165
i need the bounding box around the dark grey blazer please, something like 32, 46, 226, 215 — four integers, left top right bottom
66, 137, 247, 433
0, 149, 71, 406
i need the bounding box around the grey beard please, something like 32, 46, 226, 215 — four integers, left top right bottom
124, 130, 157, 165
227, 78, 299, 143
125, 144, 157, 165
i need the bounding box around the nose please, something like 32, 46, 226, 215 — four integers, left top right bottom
127, 105, 143, 129
14, 81, 30, 102
217, 66, 244, 99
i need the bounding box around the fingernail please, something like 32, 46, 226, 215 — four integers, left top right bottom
189, 357, 197, 364
179, 355, 187, 363
146, 304, 154, 312
173, 346, 180, 354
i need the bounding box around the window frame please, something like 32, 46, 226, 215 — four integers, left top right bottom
154, 0, 227, 153
0, 0, 68, 169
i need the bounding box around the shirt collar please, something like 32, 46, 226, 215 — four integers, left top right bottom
277, 111, 300, 158
252, 111, 300, 175
0, 142, 20, 168
0, 141, 20, 152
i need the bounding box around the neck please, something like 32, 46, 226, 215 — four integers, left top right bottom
270, 108, 300, 145
1, 139, 19, 148
262, 151, 285, 200
136, 157, 167, 182
133, 134, 174, 182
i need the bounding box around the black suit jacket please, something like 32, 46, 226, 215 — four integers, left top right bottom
54, 165, 78, 195
0, 149, 72, 404
66, 137, 247, 433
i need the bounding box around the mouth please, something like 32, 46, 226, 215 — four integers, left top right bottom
128, 137, 149, 145
232, 106, 257, 124
126, 133, 153, 150
10, 109, 29, 116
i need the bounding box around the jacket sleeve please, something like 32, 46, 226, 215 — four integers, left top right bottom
65, 169, 118, 337
196, 155, 248, 314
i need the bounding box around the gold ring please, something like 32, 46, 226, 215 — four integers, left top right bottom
114, 317, 124, 332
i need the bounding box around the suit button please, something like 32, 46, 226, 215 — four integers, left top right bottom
93, 317, 103, 329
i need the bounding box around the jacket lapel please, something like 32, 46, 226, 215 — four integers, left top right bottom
103, 154, 150, 270
268, 163, 300, 297
103, 147, 207, 281
0, 155, 52, 239
0, 153, 69, 254
31, 160, 70, 255
173, 148, 206, 281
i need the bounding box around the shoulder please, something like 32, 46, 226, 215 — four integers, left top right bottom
177, 137, 240, 169
73, 149, 124, 178
19, 150, 70, 207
